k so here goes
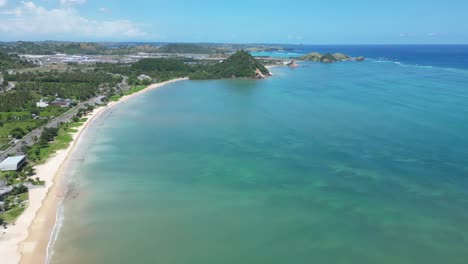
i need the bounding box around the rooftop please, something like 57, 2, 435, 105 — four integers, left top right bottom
0, 155, 26, 169
0, 186, 13, 196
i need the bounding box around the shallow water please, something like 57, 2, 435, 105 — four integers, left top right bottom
50, 59, 468, 264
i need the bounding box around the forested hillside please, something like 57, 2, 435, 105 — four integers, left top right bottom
0, 52, 34, 71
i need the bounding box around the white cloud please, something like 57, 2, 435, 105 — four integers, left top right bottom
0, 1, 147, 39
60, 0, 86, 5
427, 32, 438, 37
99, 7, 110, 13
0, 0, 7, 7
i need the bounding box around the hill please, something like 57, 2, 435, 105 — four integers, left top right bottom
0, 41, 55, 55
0, 41, 108, 55
156, 43, 217, 54
193, 50, 270, 79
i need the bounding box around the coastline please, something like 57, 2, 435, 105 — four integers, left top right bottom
0, 77, 188, 264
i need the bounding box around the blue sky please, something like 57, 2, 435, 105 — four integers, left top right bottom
0, 0, 467, 44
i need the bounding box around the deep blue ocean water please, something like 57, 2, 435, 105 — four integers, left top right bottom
50, 46, 468, 264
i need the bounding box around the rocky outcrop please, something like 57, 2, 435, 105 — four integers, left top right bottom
332, 53, 349, 60
299, 52, 322, 62
286, 60, 298, 68
299, 52, 364, 63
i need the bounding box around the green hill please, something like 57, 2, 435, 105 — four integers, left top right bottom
53, 43, 107, 55
0, 41, 54, 55
156, 43, 216, 54
0, 41, 108, 55
198, 50, 270, 79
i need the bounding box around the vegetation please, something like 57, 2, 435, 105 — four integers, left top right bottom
1, 70, 120, 113
0, 191, 29, 224
110, 85, 146, 101
156, 43, 217, 54
0, 41, 55, 55
190, 50, 270, 79
0, 41, 107, 55
95, 59, 194, 83
0, 51, 34, 71
299, 52, 364, 63
0, 69, 120, 151
95, 50, 269, 81
26, 118, 86, 163
1, 42, 220, 55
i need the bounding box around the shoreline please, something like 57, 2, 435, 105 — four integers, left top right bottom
0, 77, 188, 264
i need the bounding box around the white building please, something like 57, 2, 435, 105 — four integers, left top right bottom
36, 99, 49, 108
137, 74, 152, 81
0, 155, 27, 171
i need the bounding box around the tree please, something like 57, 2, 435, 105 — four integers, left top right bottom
10, 127, 26, 139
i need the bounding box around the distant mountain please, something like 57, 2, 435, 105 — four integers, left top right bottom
156, 43, 217, 54
0, 41, 289, 57
0, 41, 107, 55
0, 41, 55, 55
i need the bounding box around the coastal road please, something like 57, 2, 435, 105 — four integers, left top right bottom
0, 75, 126, 162
0, 96, 104, 162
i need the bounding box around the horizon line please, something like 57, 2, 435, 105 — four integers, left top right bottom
1, 40, 468, 46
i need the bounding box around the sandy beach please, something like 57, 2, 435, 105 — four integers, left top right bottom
0, 78, 188, 264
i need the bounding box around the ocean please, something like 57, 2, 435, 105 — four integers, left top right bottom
49, 45, 468, 264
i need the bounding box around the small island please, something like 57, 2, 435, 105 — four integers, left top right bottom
299, 52, 365, 63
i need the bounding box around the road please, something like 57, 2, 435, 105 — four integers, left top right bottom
0, 96, 104, 162
0, 75, 126, 162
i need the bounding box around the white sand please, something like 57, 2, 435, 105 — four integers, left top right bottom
0, 78, 188, 264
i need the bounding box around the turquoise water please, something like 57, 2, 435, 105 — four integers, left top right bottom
50, 61, 468, 264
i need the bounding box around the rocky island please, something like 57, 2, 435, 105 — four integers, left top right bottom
299, 52, 365, 63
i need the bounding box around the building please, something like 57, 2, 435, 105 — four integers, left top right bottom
0, 155, 27, 171
36, 99, 49, 108
50, 98, 72, 108
137, 74, 152, 81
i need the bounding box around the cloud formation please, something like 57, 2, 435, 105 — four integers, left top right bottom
60, 0, 86, 5
0, 1, 147, 40
0, 0, 7, 7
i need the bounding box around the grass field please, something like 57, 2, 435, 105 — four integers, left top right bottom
110, 85, 146, 101
0, 107, 67, 150
32, 117, 87, 164
0, 192, 29, 224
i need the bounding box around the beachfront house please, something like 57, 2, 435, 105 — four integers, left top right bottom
0, 155, 27, 171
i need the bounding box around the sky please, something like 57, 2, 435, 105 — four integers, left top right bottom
0, 0, 467, 44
